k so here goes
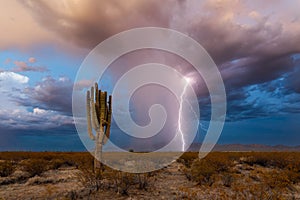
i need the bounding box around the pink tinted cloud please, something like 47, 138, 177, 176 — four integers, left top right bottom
28, 57, 36, 63
12, 60, 48, 72
74, 79, 93, 91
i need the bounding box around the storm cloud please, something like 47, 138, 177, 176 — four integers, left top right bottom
10, 0, 300, 122
21, 76, 73, 115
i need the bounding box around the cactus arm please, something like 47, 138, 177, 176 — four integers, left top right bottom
104, 91, 108, 121
95, 83, 100, 123
91, 86, 100, 131
86, 90, 95, 140
102, 125, 110, 144
103, 95, 112, 144
100, 91, 106, 123
92, 101, 100, 130
98, 90, 102, 123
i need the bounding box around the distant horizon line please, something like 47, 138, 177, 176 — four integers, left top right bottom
1, 143, 300, 153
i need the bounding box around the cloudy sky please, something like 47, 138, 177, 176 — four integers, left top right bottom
0, 0, 300, 151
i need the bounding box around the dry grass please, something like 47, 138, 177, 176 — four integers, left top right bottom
21, 159, 49, 177
0, 151, 299, 199
178, 152, 300, 199
0, 160, 15, 177
77, 166, 153, 195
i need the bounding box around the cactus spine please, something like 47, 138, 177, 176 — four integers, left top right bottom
86, 83, 112, 170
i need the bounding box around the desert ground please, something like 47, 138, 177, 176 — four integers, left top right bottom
0, 152, 300, 200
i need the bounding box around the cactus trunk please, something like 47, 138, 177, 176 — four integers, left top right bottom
86, 83, 112, 171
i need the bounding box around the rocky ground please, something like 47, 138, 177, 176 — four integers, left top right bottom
0, 152, 300, 199
0, 162, 299, 199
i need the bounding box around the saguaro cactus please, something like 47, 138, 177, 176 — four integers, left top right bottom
86, 83, 112, 170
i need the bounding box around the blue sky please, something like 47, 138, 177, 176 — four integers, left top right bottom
0, 0, 300, 151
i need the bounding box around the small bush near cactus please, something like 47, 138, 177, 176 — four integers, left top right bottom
21, 159, 48, 177
77, 168, 103, 191
49, 159, 65, 170
0, 161, 15, 177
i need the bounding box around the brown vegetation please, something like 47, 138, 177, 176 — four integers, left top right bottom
0, 161, 15, 177
0, 151, 299, 199
178, 152, 300, 199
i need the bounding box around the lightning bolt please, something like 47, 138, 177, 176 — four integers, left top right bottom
178, 77, 208, 151
178, 78, 190, 151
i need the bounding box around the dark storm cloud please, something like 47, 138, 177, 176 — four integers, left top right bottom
0, 107, 73, 130
284, 57, 300, 93
19, 0, 176, 48
20, 76, 73, 115
225, 74, 300, 121
21, 1, 300, 82
223, 55, 296, 89
0, 72, 74, 130
19, 0, 300, 120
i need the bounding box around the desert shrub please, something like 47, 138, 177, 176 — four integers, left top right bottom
77, 168, 103, 191
205, 153, 233, 172
244, 154, 270, 167
0, 161, 15, 177
67, 190, 79, 200
48, 159, 65, 170
137, 173, 150, 190
222, 173, 234, 187
232, 183, 285, 200
264, 170, 291, 189
286, 156, 300, 172
284, 170, 300, 184
102, 170, 150, 195
177, 152, 198, 168
187, 153, 234, 186
97, 170, 128, 194
70, 153, 94, 169
269, 153, 290, 169
190, 159, 217, 186
183, 167, 192, 181
226, 152, 245, 162
77, 158, 150, 195
76, 154, 105, 191
0, 152, 93, 168
178, 152, 300, 170
21, 159, 48, 177
115, 172, 135, 195
243, 152, 292, 169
